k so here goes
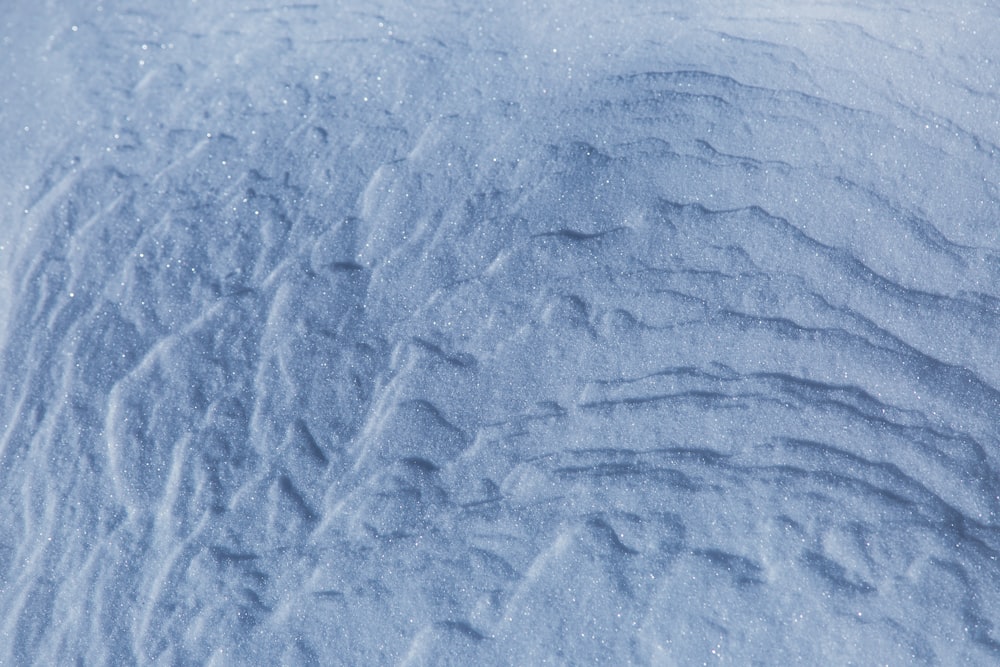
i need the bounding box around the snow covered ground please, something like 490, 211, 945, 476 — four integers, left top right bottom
2, 1, 1000, 664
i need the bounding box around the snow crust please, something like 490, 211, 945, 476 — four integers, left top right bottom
2, 1, 1000, 664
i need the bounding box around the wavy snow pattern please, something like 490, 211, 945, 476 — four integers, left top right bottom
1, 1, 1000, 664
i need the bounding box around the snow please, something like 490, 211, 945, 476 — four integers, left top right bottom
2, 1, 1000, 664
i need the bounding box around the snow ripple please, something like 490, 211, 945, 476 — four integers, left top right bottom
2, 1, 1000, 664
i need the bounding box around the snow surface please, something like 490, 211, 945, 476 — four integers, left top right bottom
2, 1, 1000, 664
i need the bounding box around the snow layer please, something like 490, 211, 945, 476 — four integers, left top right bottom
2, 1, 1000, 664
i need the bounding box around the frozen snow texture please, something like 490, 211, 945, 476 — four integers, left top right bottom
2, 1, 1000, 664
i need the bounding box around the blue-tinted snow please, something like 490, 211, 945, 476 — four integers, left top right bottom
2, 1, 1000, 664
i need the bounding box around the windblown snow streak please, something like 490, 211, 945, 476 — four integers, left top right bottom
2, 1, 1000, 664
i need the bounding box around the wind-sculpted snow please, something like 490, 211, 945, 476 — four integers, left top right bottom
2, 1, 1000, 664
